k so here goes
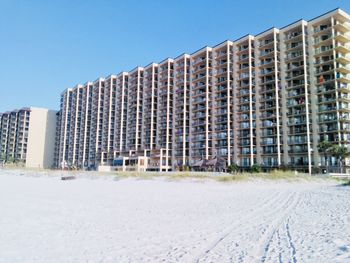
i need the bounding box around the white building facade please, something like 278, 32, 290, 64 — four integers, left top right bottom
56, 8, 350, 173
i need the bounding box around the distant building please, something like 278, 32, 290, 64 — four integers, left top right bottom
0, 107, 57, 169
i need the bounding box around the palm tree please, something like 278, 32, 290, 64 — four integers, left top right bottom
330, 145, 350, 173
318, 141, 333, 173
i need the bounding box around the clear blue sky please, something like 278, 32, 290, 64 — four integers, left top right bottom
1, 0, 349, 112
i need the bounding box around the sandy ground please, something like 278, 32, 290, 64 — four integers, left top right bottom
0, 169, 349, 263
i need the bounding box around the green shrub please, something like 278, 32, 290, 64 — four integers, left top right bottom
342, 180, 350, 186
7, 156, 15, 163
312, 167, 321, 174
227, 164, 239, 174
251, 164, 262, 173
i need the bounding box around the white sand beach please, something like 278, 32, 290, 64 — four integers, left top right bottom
0, 169, 349, 263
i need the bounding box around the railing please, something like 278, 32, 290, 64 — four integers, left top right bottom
259, 39, 274, 47
286, 52, 303, 60
314, 25, 331, 33
314, 35, 332, 44
286, 31, 302, 40
314, 45, 333, 55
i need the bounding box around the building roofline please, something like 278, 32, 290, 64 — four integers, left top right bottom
144, 62, 158, 69
93, 77, 105, 84
117, 71, 129, 77
29, 106, 57, 112
280, 19, 304, 30
83, 81, 93, 86
129, 66, 144, 73
308, 7, 340, 22
233, 34, 252, 42
105, 74, 117, 80
158, 57, 174, 65
213, 40, 233, 49
174, 53, 190, 60
255, 27, 279, 38
1, 107, 57, 114
191, 46, 213, 57
60, 88, 73, 96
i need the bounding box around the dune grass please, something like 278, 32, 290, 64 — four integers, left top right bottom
111, 169, 314, 183
215, 174, 248, 182
214, 170, 311, 183
114, 171, 212, 181
254, 170, 310, 181
1, 167, 332, 184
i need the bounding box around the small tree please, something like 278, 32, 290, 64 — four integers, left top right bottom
318, 140, 333, 173
330, 145, 350, 174
7, 156, 15, 163
183, 165, 190, 172
251, 164, 262, 173
227, 164, 239, 174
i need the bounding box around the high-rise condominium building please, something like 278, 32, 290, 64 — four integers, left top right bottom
57, 8, 350, 173
0, 107, 57, 169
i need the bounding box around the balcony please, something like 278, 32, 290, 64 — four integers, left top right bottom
318, 96, 336, 104
336, 53, 350, 64
314, 24, 331, 34
287, 98, 306, 107
286, 71, 304, 80
288, 137, 308, 144
318, 105, 337, 112
259, 59, 274, 66
260, 68, 274, 75
286, 31, 302, 41
261, 138, 277, 145
337, 73, 350, 83
238, 45, 249, 52
262, 120, 276, 128
288, 148, 309, 154
239, 54, 249, 61
285, 51, 303, 61
317, 84, 335, 93
260, 49, 274, 57
314, 45, 333, 56
286, 42, 303, 50
339, 103, 350, 112
259, 39, 274, 48
315, 33, 332, 44
315, 65, 333, 75
288, 90, 305, 97
335, 43, 350, 54
338, 83, 350, 92
260, 113, 276, 119
336, 65, 350, 75
335, 32, 350, 43
333, 22, 350, 33
287, 118, 307, 126
339, 93, 350, 102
